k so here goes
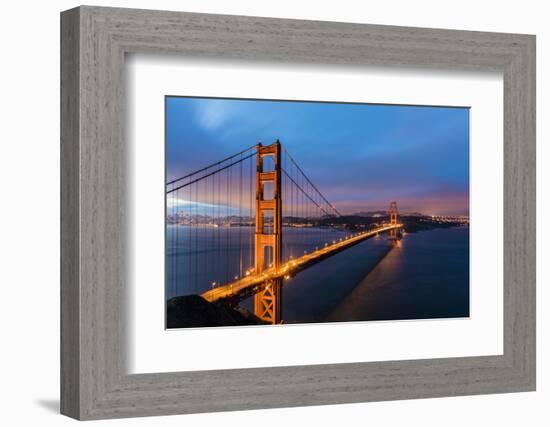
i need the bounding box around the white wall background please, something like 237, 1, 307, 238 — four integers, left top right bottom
0, 0, 546, 425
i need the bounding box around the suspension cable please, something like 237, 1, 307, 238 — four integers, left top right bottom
166, 144, 257, 186
282, 146, 343, 217
281, 168, 338, 219
167, 151, 256, 194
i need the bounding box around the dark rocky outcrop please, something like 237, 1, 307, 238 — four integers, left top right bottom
166, 295, 265, 329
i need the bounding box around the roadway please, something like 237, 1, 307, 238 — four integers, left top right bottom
201, 223, 402, 303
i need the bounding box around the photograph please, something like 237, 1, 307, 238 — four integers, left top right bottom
165, 96, 470, 328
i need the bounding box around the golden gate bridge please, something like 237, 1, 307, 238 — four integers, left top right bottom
166, 141, 402, 324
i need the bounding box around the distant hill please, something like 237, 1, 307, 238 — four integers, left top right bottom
352, 211, 387, 217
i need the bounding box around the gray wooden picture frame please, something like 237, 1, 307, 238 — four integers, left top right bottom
60, 5, 536, 420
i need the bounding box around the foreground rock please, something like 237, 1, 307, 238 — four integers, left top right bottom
166, 295, 265, 328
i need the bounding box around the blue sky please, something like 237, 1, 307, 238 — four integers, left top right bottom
166, 96, 469, 216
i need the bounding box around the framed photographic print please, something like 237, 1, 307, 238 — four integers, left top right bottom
164, 96, 471, 329
61, 6, 536, 420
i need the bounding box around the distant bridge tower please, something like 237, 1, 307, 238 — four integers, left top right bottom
254, 141, 283, 324
389, 201, 399, 241
390, 201, 398, 225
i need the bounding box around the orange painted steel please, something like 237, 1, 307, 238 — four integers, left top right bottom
389, 201, 399, 240
253, 141, 283, 324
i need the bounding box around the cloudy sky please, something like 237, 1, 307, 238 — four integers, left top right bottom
166, 96, 469, 216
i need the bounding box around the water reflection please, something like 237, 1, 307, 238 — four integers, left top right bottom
168, 225, 469, 324
326, 227, 469, 323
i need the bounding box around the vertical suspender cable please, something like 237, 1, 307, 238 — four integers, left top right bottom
239, 154, 242, 277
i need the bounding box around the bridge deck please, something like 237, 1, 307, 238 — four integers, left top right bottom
201, 223, 402, 303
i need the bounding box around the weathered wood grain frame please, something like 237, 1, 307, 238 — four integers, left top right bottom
60, 6, 536, 420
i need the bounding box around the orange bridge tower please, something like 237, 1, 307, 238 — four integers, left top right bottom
389, 201, 399, 240
254, 141, 283, 324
